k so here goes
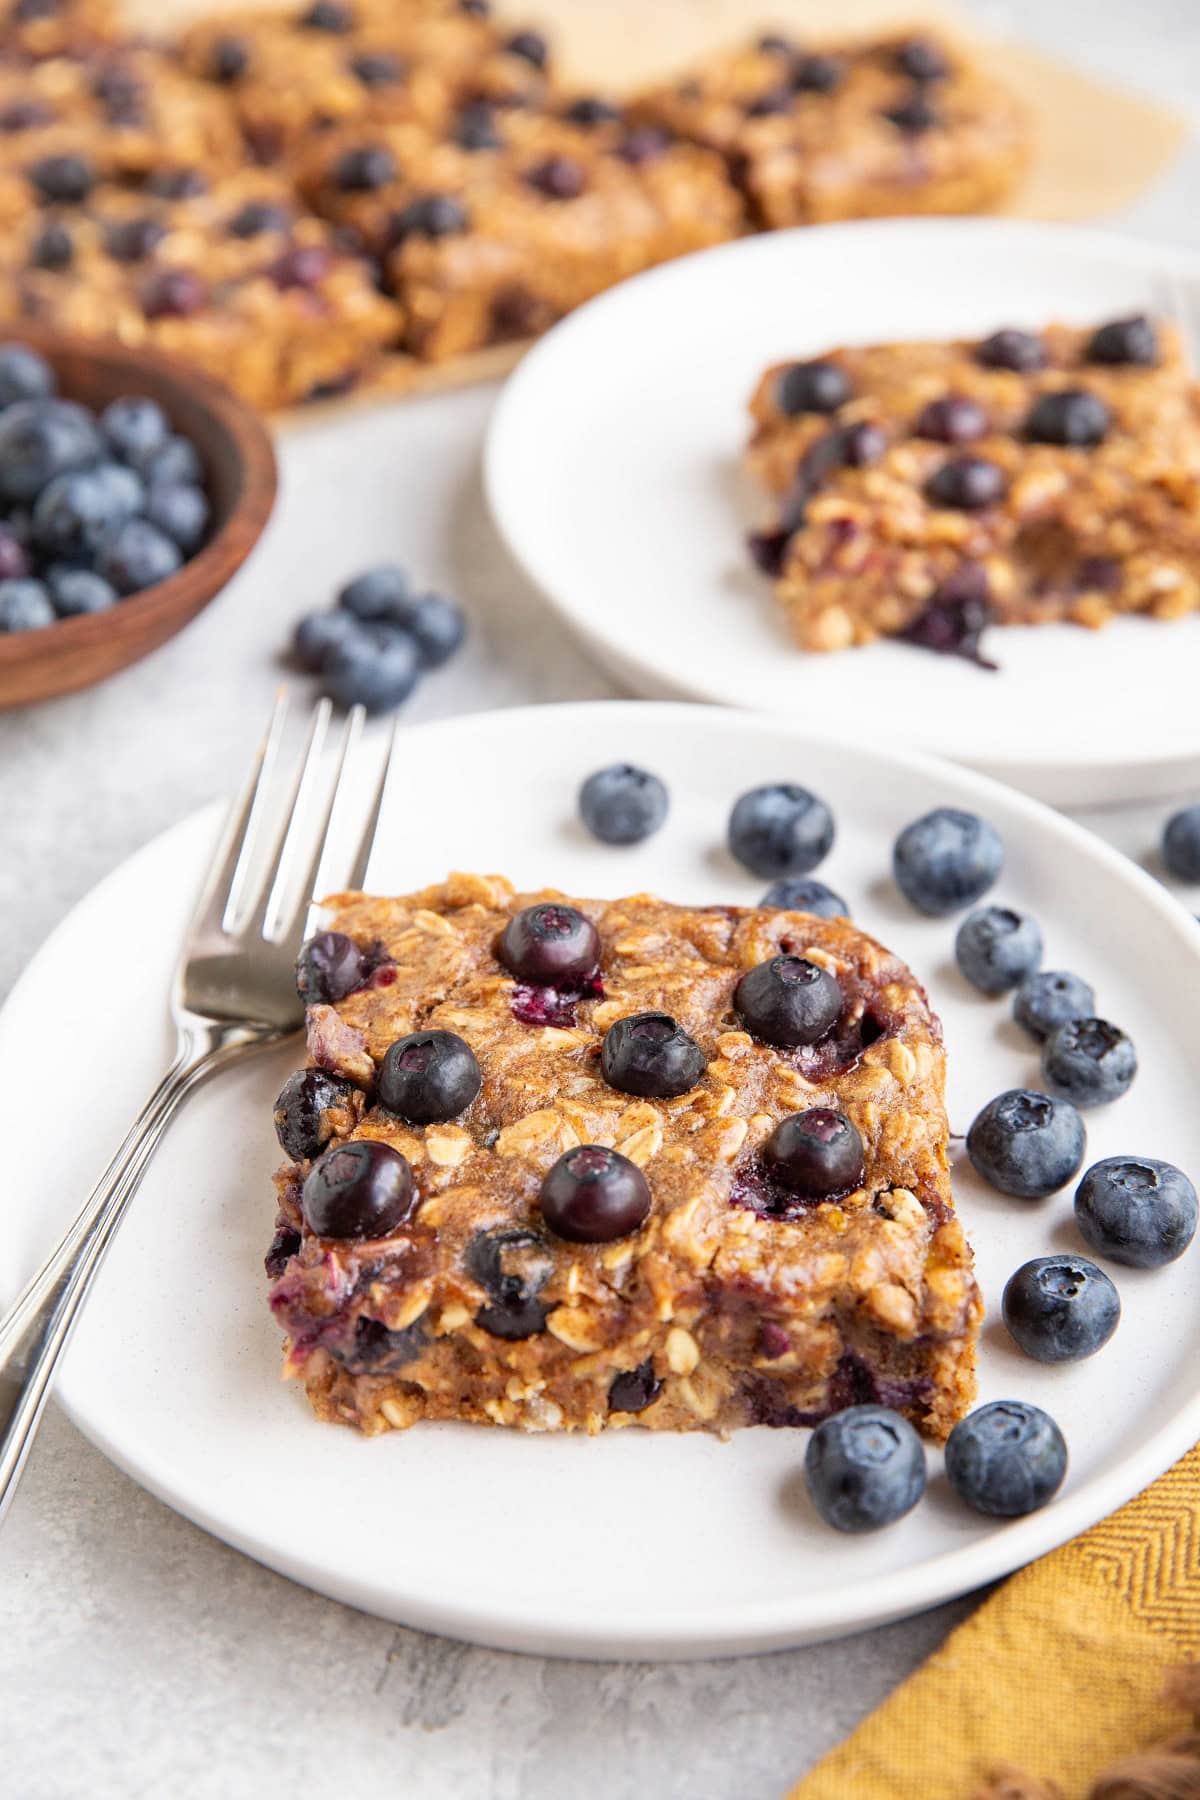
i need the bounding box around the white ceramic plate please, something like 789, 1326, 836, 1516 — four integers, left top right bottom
485, 220, 1200, 807
4, 701, 1200, 1660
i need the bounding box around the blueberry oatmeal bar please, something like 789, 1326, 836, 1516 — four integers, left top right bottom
0, 170, 402, 408
267, 872, 980, 1440
297, 109, 744, 359
744, 316, 1200, 653
632, 29, 1028, 227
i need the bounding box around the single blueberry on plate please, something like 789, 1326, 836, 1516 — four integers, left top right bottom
273, 1066, 355, 1161
728, 782, 835, 877
1075, 1156, 1199, 1268
0, 342, 55, 409
1041, 1017, 1137, 1107
321, 625, 421, 713
144, 480, 210, 553
1162, 803, 1200, 881
338, 563, 411, 622
734, 954, 842, 1048
805, 1405, 926, 1533
405, 593, 466, 667
540, 1144, 651, 1243
0, 398, 102, 502
47, 566, 117, 616
377, 1028, 482, 1123
1002, 1254, 1120, 1362
0, 576, 54, 631
578, 763, 669, 845
759, 876, 848, 919
945, 1401, 1067, 1517
498, 902, 600, 985
1013, 969, 1095, 1041
966, 1087, 1086, 1198
893, 806, 1003, 916
96, 517, 182, 594
101, 394, 168, 462
775, 360, 851, 417
954, 905, 1042, 994
301, 1139, 415, 1239
292, 607, 366, 672
763, 1107, 864, 1200
601, 1011, 705, 1099
295, 928, 365, 1003
465, 1227, 552, 1340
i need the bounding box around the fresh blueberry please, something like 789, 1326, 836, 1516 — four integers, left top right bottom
601, 1011, 705, 1098
295, 929, 365, 1003
465, 1227, 552, 1339
404, 593, 466, 667
1162, 803, 1200, 881
578, 764, 668, 845
1042, 1017, 1137, 1107
895, 36, 951, 80
96, 517, 182, 594
1026, 389, 1111, 447
498, 902, 600, 985
291, 607, 366, 673
734, 955, 842, 1047
1075, 1156, 1199, 1268
759, 876, 848, 918
140, 268, 208, 320
945, 1401, 1067, 1517
540, 1144, 651, 1243
893, 807, 1003, 915
0, 577, 53, 631
273, 1066, 355, 1161
727, 783, 834, 878
925, 456, 1007, 510
977, 328, 1046, 372
100, 394, 168, 462
966, 1087, 1086, 1198
227, 198, 291, 238
92, 459, 146, 516
377, 1029, 482, 1123
333, 144, 396, 191
762, 1107, 864, 1199
608, 1359, 662, 1414
1013, 969, 1095, 1041
914, 394, 988, 444
387, 194, 469, 244
32, 462, 141, 558
0, 398, 101, 502
954, 905, 1042, 994
1087, 315, 1157, 367
1002, 1254, 1120, 1362
505, 28, 548, 67
29, 220, 73, 269
144, 481, 210, 553
776, 360, 851, 417
321, 626, 421, 714
28, 152, 94, 204
46, 566, 117, 617
128, 433, 203, 487
0, 342, 54, 409
338, 563, 411, 622
301, 1139, 415, 1239
805, 1405, 926, 1533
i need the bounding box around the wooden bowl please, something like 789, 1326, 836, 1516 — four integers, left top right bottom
0, 326, 277, 708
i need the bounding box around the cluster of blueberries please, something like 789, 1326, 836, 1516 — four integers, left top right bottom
574, 763, 1197, 1531
290, 563, 467, 713
0, 342, 211, 634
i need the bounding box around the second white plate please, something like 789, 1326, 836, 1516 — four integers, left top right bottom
486, 219, 1200, 806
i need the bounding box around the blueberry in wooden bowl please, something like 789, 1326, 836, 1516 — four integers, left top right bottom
0, 324, 276, 708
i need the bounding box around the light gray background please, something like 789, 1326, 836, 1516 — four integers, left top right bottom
2, 4, 1198, 1794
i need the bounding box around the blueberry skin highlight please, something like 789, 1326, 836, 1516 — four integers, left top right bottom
1002, 1254, 1120, 1363
892, 807, 1003, 916
966, 1088, 1086, 1199
1075, 1156, 1199, 1268
945, 1401, 1067, 1517
1013, 970, 1095, 1041
728, 783, 835, 879
805, 1405, 926, 1533
1041, 1018, 1137, 1108
955, 905, 1042, 994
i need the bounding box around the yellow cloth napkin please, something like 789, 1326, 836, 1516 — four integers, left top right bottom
787, 1444, 1200, 1800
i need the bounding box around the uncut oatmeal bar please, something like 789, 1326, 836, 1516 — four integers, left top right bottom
631, 28, 1028, 227
744, 316, 1200, 653
267, 873, 981, 1441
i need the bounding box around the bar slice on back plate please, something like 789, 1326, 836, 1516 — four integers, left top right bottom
267, 872, 980, 1441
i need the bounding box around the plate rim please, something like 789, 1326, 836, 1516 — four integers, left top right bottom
8, 697, 1200, 1659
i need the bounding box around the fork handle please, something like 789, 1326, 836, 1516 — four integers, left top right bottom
0, 1021, 259, 1526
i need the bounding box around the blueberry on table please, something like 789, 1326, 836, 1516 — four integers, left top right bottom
763, 1107, 864, 1200
578, 763, 669, 845
378, 1029, 482, 1124
144, 481, 210, 553
954, 905, 1042, 994
0, 398, 102, 502
338, 563, 411, 622
734, 955, 842, 1048
1087, 314, 1158, 367
302, 1139, 415, 1239
1075, 1156, 1199, 1268
321, 626, 421, 713
1012, 969, 1095, 1041
976, 328, 1046, 372
406, 593, 466, 667
1041, 1017, 1137, 1107
1025, 389, 1111, 448
805, 1406, 926, 1533
601, 1011, 705, 1099
498, 902, 600, 986
465, 1227, 553, 1340
540, 1144, 651, 1243
0, 342, 54, 409
945, 1401, 1067, 1518
893, 806, 1003, 916
1162, 803, 1200, 881
775, 360, 852, 417
0, 577, 53, 631
47, 566, 116, 616
96, 517, 182, 594
295, 929, 365, 1003
273, 1067, 355, 1161
966, 1088, 1086, 1199
1002, 1254, 1120, 1362
727, 782, 834, 878
100, 394, 168, 462
292, 608, 366, 673
759, 876, 848, 919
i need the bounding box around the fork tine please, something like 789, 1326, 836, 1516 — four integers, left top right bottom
285, 703, 366, 945
187, 688, 289, 943
344, 716, 398, 892
241, 698, 333, 939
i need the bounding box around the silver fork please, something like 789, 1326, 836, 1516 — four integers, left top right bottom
0, 692, 392, 1525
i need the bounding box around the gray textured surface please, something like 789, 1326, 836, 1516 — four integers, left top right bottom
2, 4, 1197, 1794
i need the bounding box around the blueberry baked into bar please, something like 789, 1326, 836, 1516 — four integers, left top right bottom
745, 315, 1200, 653
267, 873, 981, 1441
